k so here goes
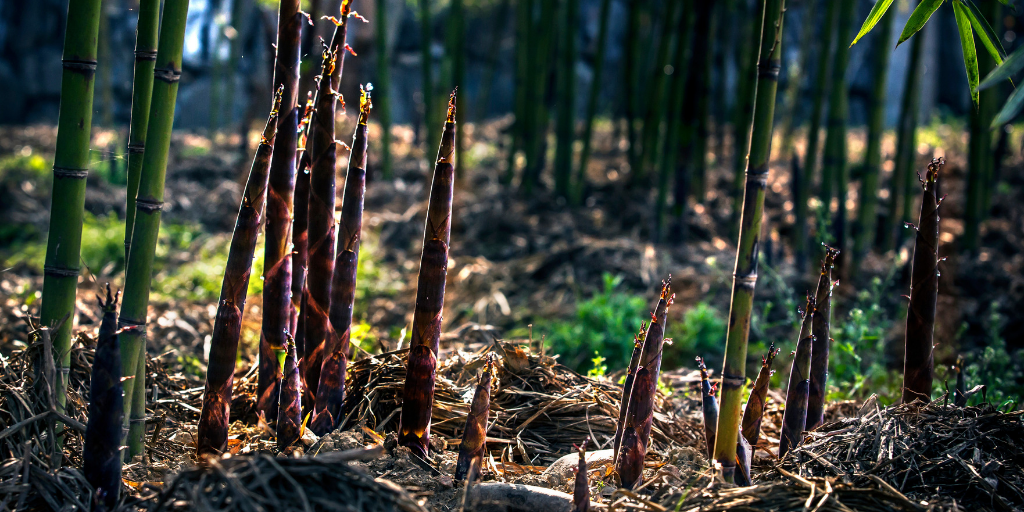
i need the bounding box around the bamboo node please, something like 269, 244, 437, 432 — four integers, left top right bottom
135, 198, 165, 212
52, 167, 89, 179
134, 50, 158, 61
154, 67, 182, 83
61, 59, 97, 72
43, 265, 80, 278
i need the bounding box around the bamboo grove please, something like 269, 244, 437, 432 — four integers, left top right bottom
27, 0, 1014, 501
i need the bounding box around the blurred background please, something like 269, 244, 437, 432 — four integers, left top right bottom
1, 0, 1023, 406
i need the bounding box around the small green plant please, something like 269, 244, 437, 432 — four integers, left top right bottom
963, 302, 1024, 409
587, 352, 607, 378
664, 302, 727, 370
524, 273, 648, 372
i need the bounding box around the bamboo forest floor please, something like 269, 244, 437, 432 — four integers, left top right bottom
1, 119, 1024, 510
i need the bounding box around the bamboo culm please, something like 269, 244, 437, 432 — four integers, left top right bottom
616, 279, 672, 489
301, 39, 345, 415
713, 0, 785, 483
257, 0, 303, 423
797, 0, 838, 268
778, 295, 815, 458
654, 7, 693, 241
882, 27, 923, 252
83, 285, 123, 509
38, 0, 104, 431
124, 0, 161, 258
806, 247, 839, 430
572, 0, 611, 205
902, 158, 943, 404
553, 0, 578, 198
637, 0, 680, 186
117, 0, 192, 460
398, 92, 457, 458
730, 0, 764, 239
196, 90, 281, 457
740, 342, 779, 448
375, 0, 393, 179
420, 0, 435, 158
853, 7, 895, 264
819, 0, 854, 254
455, 358, 494, 480
313, 84, 371, 435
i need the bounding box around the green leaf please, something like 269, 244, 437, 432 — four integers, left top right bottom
962, 0, 1006, 65
979, 44, 1024, 90
897, 0, 945, 47
851, 0, 895, 47
952, 0, 980, 107
991, 84, 1024, 127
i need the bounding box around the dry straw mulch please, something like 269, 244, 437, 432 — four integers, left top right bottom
334, 340, 702, 466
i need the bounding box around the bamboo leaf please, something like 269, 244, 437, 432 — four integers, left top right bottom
962, 0, 1005, 66
897, 0, 944, 47
952, 0, 980, 107
979, 43, 1024, 90
991, 84, 1024, 127
851, 0, 895, 47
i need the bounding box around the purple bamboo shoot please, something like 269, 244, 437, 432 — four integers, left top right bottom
300, 43, 342, 410
779, 294, 815, 459
290, 91, 315, 358
455, 357, 493, 480
806, 246, 839, 430
277, 335, 302, 450
573, 438, 590, 512
740, 342, 779, 448
697, 357, 719, 460
84, 285, 123, 509
197, 90, 281, 457
398, 91, 457, 458
902, 158, 942, 404
612, 326, 644, 462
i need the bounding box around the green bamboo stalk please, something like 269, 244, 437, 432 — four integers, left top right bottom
521, 0, 557, 194
399, 93, 458, 458
257, 0, 303, 422
740, 342, 778, 448
302, 10, 351, 415
118, 0, 192, 460
37, 0, 104, 426
98, 3, 113, 129
692, 4, 718, 202
853, 7, 895, 266
554, 0, 579, 198
673, 0, 715, 240
713, 0, 785, 483
796, 0, 837, 268
196, 90, 281, 457
730, 0, 764, 239
882, 27, 923, 253
636, 0, 679, 188
376, 0, 393, 179
420, 0, 436, 158
778, 294, 815, 458
965, 1, 1000, 252
447, 0, 466, 174
477, 0, 511, 121
572, 0, 611, 205
313, 84, 370, 436
819, 0, 854, 254
654, 5, 693, 242
777, 0, 818, 162
624, 0, 641, 182
224, 0, 251, 132
806, 246, 839, 430
902, 158, 942, 404
505, 0, 532, 186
